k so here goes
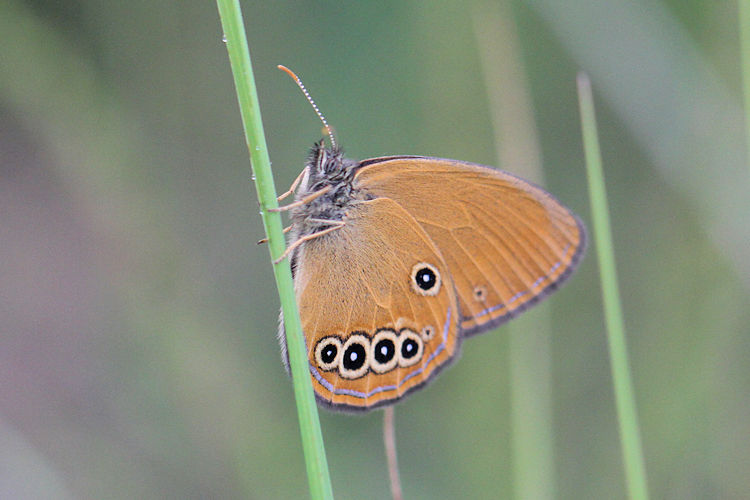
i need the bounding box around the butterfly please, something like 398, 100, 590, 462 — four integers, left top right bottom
273, 67, 586, 412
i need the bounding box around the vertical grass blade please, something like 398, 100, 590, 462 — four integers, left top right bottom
473, 3, 555, 498
576, 73, 649, 500
215, 1, 334, 498
740, 0, 750, 171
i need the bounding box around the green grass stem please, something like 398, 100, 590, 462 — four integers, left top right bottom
215, 2, 334, 498
740, 0, 750, 171
577, 73, 649, 500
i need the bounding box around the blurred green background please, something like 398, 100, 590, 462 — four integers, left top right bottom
2, 0, 749, 498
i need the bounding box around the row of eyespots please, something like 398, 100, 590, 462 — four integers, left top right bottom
314, 327, 433, 380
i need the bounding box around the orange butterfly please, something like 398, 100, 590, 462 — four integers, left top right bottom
274, 67, 586, 412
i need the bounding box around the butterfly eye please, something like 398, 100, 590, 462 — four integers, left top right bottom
314, 336, 342, 371
369, 329, 399, 374
339, 333, 370, 379
397, 329, 424, 368
410, 262, 441, 296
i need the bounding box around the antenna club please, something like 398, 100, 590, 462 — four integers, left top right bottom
277, 65, 301, 84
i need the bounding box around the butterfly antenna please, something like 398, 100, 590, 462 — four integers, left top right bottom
278, 65, 337, 150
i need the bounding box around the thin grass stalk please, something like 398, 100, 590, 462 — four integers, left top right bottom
740, 0, 750, 171
215, 1, 333, 498
576, 73, 649, 500
383, 407, 403, 500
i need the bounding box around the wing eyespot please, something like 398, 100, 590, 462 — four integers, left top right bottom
473, 285, 488, 302
314, 336, 342, 371
420, 325, 436, 341
410, 262, 441, 296
370, 329, 399, 374
339, 333, 370, 379
397, 328, 424, 368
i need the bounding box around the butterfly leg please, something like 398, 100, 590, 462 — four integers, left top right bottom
257, 225, 292, 245
308, 218, 345, 226
268, 185, 332, 213
273, 220, 345, 264
276, 166, 309, 203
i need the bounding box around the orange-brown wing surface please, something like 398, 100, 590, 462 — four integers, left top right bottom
354, 157, 586, 336
293, 197, 461, 411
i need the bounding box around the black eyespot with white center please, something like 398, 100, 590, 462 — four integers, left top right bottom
314, 336, 342, 371
410, 262, 441, 296
397, 329, 424, 368
370, 329, 399, 373
339, 333, 370, 379
402, 339, 418, 357
416, 269, 436, 289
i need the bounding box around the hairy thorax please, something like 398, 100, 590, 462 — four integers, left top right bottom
289, 143, 372, 239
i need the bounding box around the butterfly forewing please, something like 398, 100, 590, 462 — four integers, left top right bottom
354, 158, 586, 336
293, 197, 461, 411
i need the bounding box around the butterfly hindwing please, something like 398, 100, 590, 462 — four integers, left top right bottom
292, 197, 461, 411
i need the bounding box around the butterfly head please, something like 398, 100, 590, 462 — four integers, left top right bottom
304, 141, 356, 187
